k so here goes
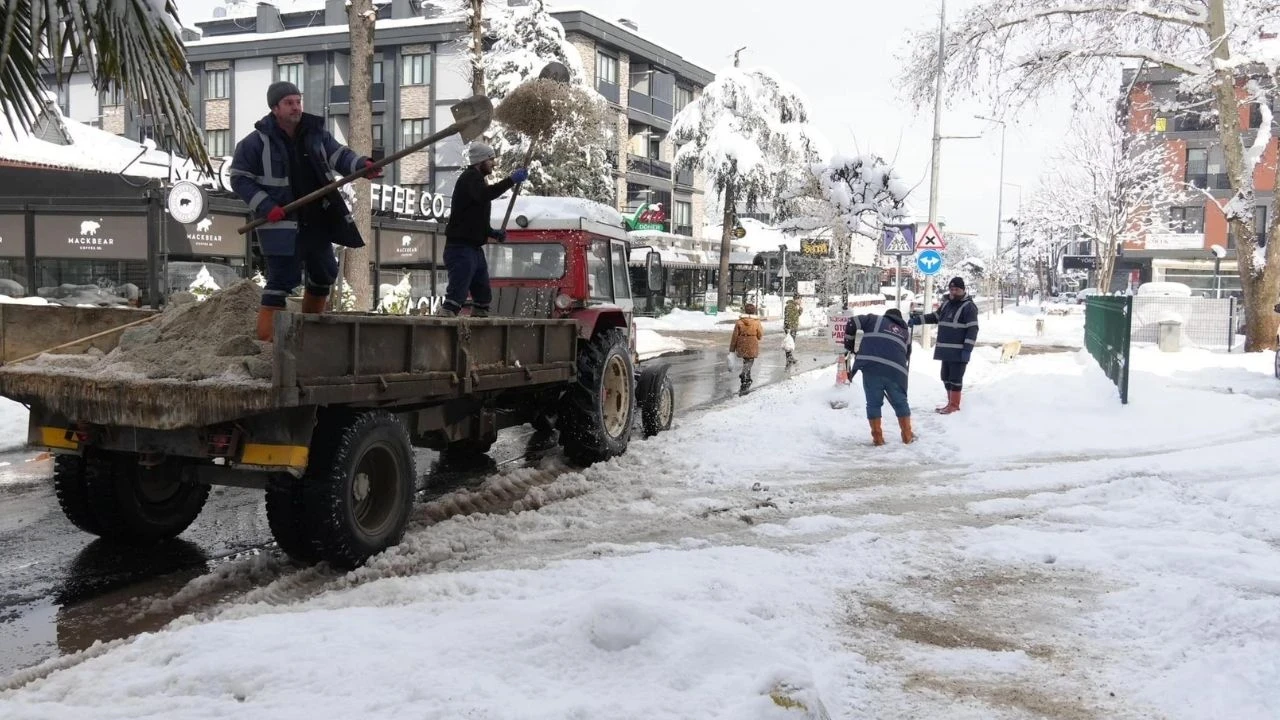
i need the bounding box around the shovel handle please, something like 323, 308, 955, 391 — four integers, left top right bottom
237, 120, 466, 235
499, 140, 540, 232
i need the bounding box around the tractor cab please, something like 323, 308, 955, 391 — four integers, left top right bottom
486, 197, 663, 342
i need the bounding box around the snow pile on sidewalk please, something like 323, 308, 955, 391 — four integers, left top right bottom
635, 329, 687, 361
4, 344, 1280, 719
977, 304, 1084, 347
0, 398, 28, 451
635, 309, 737, 332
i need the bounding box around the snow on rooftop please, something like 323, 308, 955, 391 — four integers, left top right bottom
491, 195, 626, 229
0, 108, 171, 178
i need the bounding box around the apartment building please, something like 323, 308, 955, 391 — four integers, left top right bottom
46, 0, 712, 235
1119, 66, 1279, 295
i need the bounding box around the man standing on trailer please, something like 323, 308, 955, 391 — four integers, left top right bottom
438, 142, 527, 317
229, 81, 381, 341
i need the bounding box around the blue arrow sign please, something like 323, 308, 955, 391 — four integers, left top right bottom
915, 249, 944, 276
882, 225, 916, 255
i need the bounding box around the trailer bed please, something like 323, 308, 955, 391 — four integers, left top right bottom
0, 312, 579, 430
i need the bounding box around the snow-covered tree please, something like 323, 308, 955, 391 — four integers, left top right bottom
813, 154, 912, 238
1018, 100, 1182, 296
672, 65, 823, 310
484, 0, 612, 204
0, 0, 206, 165
901, 0, 1280, 349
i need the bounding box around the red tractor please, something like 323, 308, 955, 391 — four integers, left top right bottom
481, 198, 675, 464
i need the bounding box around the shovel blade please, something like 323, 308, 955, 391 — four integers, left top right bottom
450, 95, 494, 143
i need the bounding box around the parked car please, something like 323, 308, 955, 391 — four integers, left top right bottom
1076, 288, 1100, 304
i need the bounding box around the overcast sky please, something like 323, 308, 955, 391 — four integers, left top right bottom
176, 0, 1080, 251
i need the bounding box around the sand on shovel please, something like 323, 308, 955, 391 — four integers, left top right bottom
23, 280, 272, 384
494, 79, 603, 142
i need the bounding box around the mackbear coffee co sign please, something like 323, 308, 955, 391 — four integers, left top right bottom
34, 214, 148, 260
0, 215, 24, 258
167, 214, 248, 257
378, 229, 434, 265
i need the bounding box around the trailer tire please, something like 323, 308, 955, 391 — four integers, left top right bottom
265, 473, 321, 564
53, 454, 103, 535
84, 452, 210, 543
559, 328, 634, 466
301, 410, 415, 569
637, 366, 674, 438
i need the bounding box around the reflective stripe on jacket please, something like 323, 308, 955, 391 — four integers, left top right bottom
847, 313, 912, 384
229, 112, 367, 256
920, 296, 979, 363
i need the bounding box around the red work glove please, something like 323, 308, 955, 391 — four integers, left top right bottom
363, 159, 383, 179
266, 206, 286, 223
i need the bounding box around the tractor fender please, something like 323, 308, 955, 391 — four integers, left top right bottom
572, 308, 629, 341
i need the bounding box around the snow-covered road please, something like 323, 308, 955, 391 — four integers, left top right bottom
3, 345, 1279, 719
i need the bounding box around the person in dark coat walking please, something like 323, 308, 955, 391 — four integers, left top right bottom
230, 81, 381, 341
845, 308, 914, 445
438, 142, 527, 317
910, 276, 979, 414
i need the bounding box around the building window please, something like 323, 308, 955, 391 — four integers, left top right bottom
1257, 206, 1269, 248
1168, 206, 1205, 234
401, 54, 429, 85
372, 122, 383, 148
401, 119, 427, 149
373, 61, 383, 86
674, 86, 693, 112
205, 129, 230, 157
673, 201, 692, 235
277, 62, 303, 87
1185, 148, 1207, 188
596, 52, 619, 85
206, 70, 229, 100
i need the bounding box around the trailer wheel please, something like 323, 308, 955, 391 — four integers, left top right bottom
637, 366, 675, 438
53, 454, 103, 535
300, 410, 415, 569
84, 452, 210, 543
559, 328, 634, 465
265, 473, 321, 564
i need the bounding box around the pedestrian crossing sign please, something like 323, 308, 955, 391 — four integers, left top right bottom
882, 225, 916, 255
916, 223, 946, 250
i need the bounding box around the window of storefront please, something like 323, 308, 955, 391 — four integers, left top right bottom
0, 259, 31, 297
35, 260, 150, 301
377, 269, 437, 311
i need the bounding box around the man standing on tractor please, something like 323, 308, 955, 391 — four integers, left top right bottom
910, 276, 979, 414
438, 142, 527, 317
230, 81, 381, 341
783, 292, 801, 365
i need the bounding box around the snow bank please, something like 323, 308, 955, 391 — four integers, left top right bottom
635, 309, 737, 333
979, 306, 1084, 347
635, 329, 687, 361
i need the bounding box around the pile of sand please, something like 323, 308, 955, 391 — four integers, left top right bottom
27, 280, 272, 383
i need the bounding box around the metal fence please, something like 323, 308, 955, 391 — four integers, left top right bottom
1085, 296, 1132, 404
1130, 296, 1238, 351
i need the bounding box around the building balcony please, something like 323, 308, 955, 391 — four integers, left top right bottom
628, 154, 672, 180
328, 83, 386, 104
628, 91, 673, 121
597, 80, 620, 104
1185, 173, 1232, 191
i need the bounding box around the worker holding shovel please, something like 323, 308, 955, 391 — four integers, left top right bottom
845, 308, 915, 445
438, 143, 527, 317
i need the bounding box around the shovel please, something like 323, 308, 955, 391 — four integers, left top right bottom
498, 61, 571, 233
238, 94, 494, 235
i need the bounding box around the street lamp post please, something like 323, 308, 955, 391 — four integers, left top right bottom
975, 115, 1007, 310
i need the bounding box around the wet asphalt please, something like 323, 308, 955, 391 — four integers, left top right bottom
0, 330, 836, 678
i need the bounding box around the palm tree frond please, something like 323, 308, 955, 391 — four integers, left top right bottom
1, 0, 208, 172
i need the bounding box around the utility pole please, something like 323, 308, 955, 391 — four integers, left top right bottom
976, 115, 1008, 311
923, 0, 946, 348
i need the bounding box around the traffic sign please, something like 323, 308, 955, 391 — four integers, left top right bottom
882, 225, 916, 255
732, 225, 746, 239
916, 222, 946, 250
777, 264, 791, 279
915, 249, 944, 276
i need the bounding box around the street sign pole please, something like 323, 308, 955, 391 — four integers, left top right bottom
895, 255, 903, 313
